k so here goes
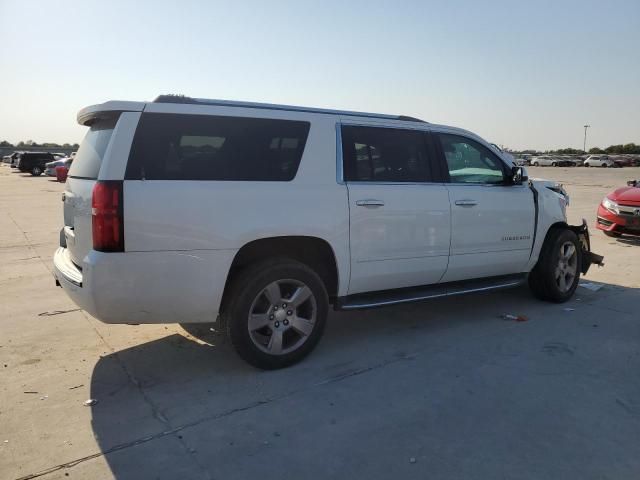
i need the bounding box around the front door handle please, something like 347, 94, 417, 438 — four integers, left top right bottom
356, 199, 385, 207
455, 199, 478, 207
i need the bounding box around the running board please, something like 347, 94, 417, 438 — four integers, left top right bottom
336, 273, 527, 310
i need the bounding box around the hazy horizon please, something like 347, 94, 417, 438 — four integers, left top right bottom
1, 0, 638, 151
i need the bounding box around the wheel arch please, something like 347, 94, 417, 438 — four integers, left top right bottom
221, 236, 341, 311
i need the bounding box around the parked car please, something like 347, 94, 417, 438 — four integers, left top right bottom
596, 179, 640, 237
17, 152, 55, 176
567, 157, 584, 167
530, 156, 569, 167
610, 156, 638, 167
584, 155, 617, 168
3, 152, 22, 165
53, 95, 603, 369
45, 157, 72, 176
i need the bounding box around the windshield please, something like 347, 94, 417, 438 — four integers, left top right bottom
68, 116, 118, 179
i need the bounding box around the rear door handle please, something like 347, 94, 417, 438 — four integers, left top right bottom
454, 199, 478, 207
356, 199, 385, 207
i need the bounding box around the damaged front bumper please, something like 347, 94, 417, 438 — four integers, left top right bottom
569, 219, 604, 274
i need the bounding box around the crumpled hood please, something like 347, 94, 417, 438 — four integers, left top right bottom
530, 177, 565, 191
530, 177, 570, 206
609, 185, 640, 205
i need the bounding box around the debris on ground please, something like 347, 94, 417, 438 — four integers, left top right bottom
579, 282, 603, 292
68, 384, 83, 390
500, 314, 528, 322
40, 395, 48, 400
23, 391, 38, 394
83, 399, 98, 407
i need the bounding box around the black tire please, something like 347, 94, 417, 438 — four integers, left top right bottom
532, 161, 539, 167
601, 163, 607, 168
603, 230, 621, 238
31, 166, 43, 176
223, 258, 328, 369
584, 163, 590, 167
528, 228, 581, 303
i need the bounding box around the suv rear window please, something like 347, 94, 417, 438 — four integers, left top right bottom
68, 116, 118, 180
126, 113, 311, 181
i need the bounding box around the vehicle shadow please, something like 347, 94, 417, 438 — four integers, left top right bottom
616, 236, 640, 246
87, 281, 638, 479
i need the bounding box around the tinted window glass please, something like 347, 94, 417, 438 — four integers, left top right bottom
341, 126, 433, 182
439, 134, 506, 184
126, 113, 310, 181
68, 116, 118, 179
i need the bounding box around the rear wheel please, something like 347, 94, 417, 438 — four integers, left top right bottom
603, 230, 621, 238
601, 163, 607, 168
31, 166, 42, 176
532, 161, 539, 167
529, 228, 581, 303
223, 259, 328, 369
551, 162, 557, 167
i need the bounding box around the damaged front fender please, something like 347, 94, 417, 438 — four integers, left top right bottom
569, 219, 604, 274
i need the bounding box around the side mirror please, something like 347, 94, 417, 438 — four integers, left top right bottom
510, 166, 528, 185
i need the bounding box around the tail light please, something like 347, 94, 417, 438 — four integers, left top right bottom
92, 181, 124, 252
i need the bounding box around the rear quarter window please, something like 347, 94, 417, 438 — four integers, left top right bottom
125, 113, 310, 181
68, 116, 118, 180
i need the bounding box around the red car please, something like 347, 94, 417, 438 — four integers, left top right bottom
597, 180, 640, 237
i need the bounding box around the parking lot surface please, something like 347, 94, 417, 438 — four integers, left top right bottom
1, 166, 639, 479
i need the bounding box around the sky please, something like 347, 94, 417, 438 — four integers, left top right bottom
1, 0, 638, 151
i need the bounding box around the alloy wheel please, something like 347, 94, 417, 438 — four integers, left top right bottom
247, 279, 317, 355
555, 241, 578, 293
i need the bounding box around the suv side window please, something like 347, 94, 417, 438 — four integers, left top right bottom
438, 133, 506, 184
341, 126, 433, 183
126, 113, 310, 181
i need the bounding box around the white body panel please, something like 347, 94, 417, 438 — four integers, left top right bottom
346, 183, 450, 293
53, 97, 573, 324
442, 184, 535, 282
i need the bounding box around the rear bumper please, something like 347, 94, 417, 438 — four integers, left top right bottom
569, 219, 604, 274
53, 247, 237, 324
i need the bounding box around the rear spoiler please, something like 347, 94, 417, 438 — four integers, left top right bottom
77, 101, 146, 126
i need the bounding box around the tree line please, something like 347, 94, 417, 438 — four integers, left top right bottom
0, 140, 79, 149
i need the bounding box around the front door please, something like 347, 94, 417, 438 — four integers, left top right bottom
435, 132, 535, 283
341, 124, 451, 294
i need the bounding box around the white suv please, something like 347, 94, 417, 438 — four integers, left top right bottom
53, 95, 603, 369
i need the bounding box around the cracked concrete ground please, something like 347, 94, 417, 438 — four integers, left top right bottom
1, 165, 639, 480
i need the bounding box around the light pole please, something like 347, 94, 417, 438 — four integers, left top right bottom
583, 124, 590, 153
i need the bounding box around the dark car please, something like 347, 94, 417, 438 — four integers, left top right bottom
17, 152, 55, 176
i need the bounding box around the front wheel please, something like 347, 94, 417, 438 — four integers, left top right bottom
31, 166, 43, 176
529, 228, 581, 303
223, 259, 328, 369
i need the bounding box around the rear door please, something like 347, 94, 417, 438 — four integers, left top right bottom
435, 132, 535, 283
63, 116, 120, 266
342, 124, 451, 294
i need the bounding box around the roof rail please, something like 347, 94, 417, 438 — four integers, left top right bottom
152, 95, 427, 123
